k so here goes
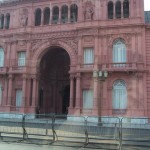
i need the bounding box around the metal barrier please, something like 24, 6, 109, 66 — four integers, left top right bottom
86, 116, 121, 149
121, 117, 150, 148
24, 114, 54, 144
1, 114, 150, 149
54, 115, 87, 146
0, 113, 24, 141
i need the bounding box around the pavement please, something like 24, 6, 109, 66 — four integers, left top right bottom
1, 141, 150, 150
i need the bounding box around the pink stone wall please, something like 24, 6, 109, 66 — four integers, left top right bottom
0, 0, 148, 118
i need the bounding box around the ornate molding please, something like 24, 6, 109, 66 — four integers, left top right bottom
31, 37, 79, 55
107, 33, 132, 49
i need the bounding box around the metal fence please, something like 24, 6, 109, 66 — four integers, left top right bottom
0, 114, 150, 149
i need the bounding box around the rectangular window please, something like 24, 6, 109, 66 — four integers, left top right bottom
18, 51, 26, 66
83, 89, 93, 109
83, 48, 94, 64
16, 89, 22, 107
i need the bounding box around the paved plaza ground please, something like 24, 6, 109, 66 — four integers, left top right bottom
0, 142, 150, 150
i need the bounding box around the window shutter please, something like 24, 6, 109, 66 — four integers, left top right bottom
83, 90, 93, 109
84, 48, 94, 64
16, 89, 22, 107
18, 52, 26, 66
113, 40, 126, 63
113, 80, 127, 109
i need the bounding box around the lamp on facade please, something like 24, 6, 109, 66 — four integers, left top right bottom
93, 70, 108, 125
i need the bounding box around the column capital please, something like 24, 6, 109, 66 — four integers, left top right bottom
8, 74, 13, 80
76, 73, 81, 79
70, 74, 76, 79
22, 74, 27, 80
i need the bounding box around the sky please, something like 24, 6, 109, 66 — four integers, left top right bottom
145, 0, 150, 11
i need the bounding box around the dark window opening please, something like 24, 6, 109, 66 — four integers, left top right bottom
5, 14, 10, 29
70, 4, 78, 23
61, 5, 68, 23
52, 6, 59, 24
0, 15, 4, 29
35, 8, 41, 26
44, 7, 50, 25
123, 0, 129, 18
108, 1, 114, 19
115, 1, 121, 19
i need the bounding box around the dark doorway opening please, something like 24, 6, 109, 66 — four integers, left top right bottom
38, 47, 70, 115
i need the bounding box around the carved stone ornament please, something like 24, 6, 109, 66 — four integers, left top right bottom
107, 33, 132, 49
31, 38, 78, 55
61, 38, 78, 55
18, 40, 27, 47
19, 8, 28, 27
83, 1, 94, 21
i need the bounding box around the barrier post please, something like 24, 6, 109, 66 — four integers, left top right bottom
22, 114, 28, 140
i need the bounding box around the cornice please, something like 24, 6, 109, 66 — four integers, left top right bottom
0, 0, 44, 7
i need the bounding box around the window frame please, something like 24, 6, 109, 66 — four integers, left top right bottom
18, 51, 26, 67
112, 80, 127, 111
83, 47, 94, 65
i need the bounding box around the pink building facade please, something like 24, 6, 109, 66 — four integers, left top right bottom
0, 0, 149, 120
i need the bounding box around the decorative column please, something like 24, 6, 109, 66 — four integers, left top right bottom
32, 75, 37, 107
69, 75, 74, 108
58, 7, 61, 24
7, 74, 13, 106
113, 4, 116, 19
3, 75, 8, 106
22, 74, 27, 107
41, 11, 44, 25
50, 8, 53, 24
75, 73, 81, 114
121, 1, 124, 18
68, 8, 70, 23
4, 14, 7, 29
93, 76, 98, 115
94, 35, 99, 69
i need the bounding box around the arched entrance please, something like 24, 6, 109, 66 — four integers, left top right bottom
38, 46, 70, 114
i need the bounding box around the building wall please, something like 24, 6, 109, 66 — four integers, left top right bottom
0, 0, 148, 118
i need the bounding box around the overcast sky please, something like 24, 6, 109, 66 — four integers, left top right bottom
145, 0, 150, 11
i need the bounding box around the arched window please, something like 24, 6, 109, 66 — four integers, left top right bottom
0, 84, 2, 105
70, 4, 78, 23
5, 13, 10, 29
123, 0, 129, 18
113, 39, 126, 63
44, 7, 50, 25
0, 14, 4, 29
113, 80, 127, 110
61, 5, 68, 23
115, 1, 121, 19
0, 48, 4, 67
108, 1, 114, 19
35, 8, 41, 26
52, 6, 59, 24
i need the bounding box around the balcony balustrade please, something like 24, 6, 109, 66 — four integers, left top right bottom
102, 62, 137, 72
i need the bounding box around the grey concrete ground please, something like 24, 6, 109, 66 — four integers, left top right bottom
0, 142, 150, 150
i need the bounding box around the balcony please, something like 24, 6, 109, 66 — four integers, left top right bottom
9, 59, 27, 73
79, 64, 94, 72
102, 63, 137, 72
0, 67, 8, 74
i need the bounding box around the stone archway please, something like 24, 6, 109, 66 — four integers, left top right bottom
38, 46, 70, 114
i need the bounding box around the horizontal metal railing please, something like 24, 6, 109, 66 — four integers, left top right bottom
0, 114, 150, 149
